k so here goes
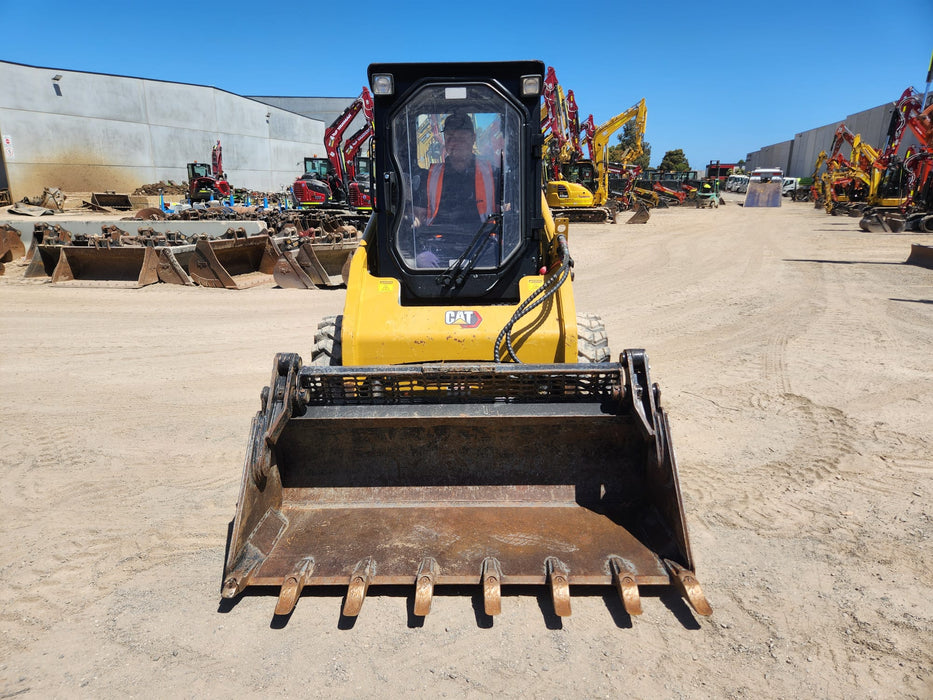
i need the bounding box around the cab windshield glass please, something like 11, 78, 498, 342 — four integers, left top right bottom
390, 83, 522, 270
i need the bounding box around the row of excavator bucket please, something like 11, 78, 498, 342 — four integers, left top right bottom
11, 223, 360, 289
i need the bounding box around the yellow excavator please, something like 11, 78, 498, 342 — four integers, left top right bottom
222, 61, 710, 622
582, 98, 647, 209
539, 68, 599, 218
821, 124, 874, 215
544, 95, 647, 223
859, 87, 932, 232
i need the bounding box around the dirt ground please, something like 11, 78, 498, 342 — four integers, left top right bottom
1, 194, 930, 698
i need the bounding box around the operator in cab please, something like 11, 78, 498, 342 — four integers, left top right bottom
418, 114, 495, 228
389, 83, 522, 276
412, 113, 498, 268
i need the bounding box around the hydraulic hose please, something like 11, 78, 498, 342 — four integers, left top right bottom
494, 234, 572, 363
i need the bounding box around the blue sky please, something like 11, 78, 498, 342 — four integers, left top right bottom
1, 0, 930, 169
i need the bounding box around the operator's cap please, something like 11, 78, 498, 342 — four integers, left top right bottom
443, 113, 474, 133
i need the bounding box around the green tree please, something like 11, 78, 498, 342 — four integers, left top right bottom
658, 149, 691, 172
607, 122, 651, 169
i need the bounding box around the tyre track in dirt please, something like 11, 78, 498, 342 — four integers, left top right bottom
1, 202, 931, 697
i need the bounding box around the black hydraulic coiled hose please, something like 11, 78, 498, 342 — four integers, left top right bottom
494, 234, 572, 363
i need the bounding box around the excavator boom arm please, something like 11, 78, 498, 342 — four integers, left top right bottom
325, 88, 374, 185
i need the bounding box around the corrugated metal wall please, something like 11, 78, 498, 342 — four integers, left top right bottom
746, 98, 926, 177
0, 61, 327, 199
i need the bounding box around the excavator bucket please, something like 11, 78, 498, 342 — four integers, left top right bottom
157, 245, 196, 285
50, 245, 161, 288
188, 235, 280, 289
744, 180, 782, 207
273, 240, 356, 289
90, 192, 133, 210
25, 224, 70, 264
859, 210, 906, 233
24, 244, 63, 278
626, 202, 650, 224
906, 243, 933, 269
222, 351, 711, 620
0, 225, 26, 263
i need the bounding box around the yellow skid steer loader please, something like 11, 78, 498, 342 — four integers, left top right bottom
222, 61, 710, 622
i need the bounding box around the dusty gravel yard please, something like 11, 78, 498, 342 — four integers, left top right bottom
0, 194, 930, 697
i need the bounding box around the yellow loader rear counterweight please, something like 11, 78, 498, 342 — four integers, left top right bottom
222, 61, 711, 623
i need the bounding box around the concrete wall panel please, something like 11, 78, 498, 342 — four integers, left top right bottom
147, 125, 218, 169
1, 110, 153, 166
223, 135, 272, 176
268, 108, 325, 144
249, 96, 357, 125
250, 96, 365, 143
745, 140, 792, 174
0, 63, 148, 122
213, 91, 268, 138
846, 105, 892, 148
788, 122, 838, 177
0, 60, 326, 198
144, 82, 219, 131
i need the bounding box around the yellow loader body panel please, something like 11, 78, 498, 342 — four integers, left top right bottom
342, 242, 577, 365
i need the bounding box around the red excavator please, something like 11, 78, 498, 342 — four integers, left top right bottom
292, 88, 373, 210
187, 140, 231, 203
292, 157, 337, 209
342, 124, 373, 212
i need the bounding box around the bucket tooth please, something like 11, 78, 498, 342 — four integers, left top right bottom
222, 509, 288, 599
609, 556, 643, 616
222, 561, 258, 599
545, 557, 571, 617
274, 557, 315, 616
413, 557, 439, 617
482, 557, 503, 616
343, 557, 375, 617
664, 559, 712, 617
